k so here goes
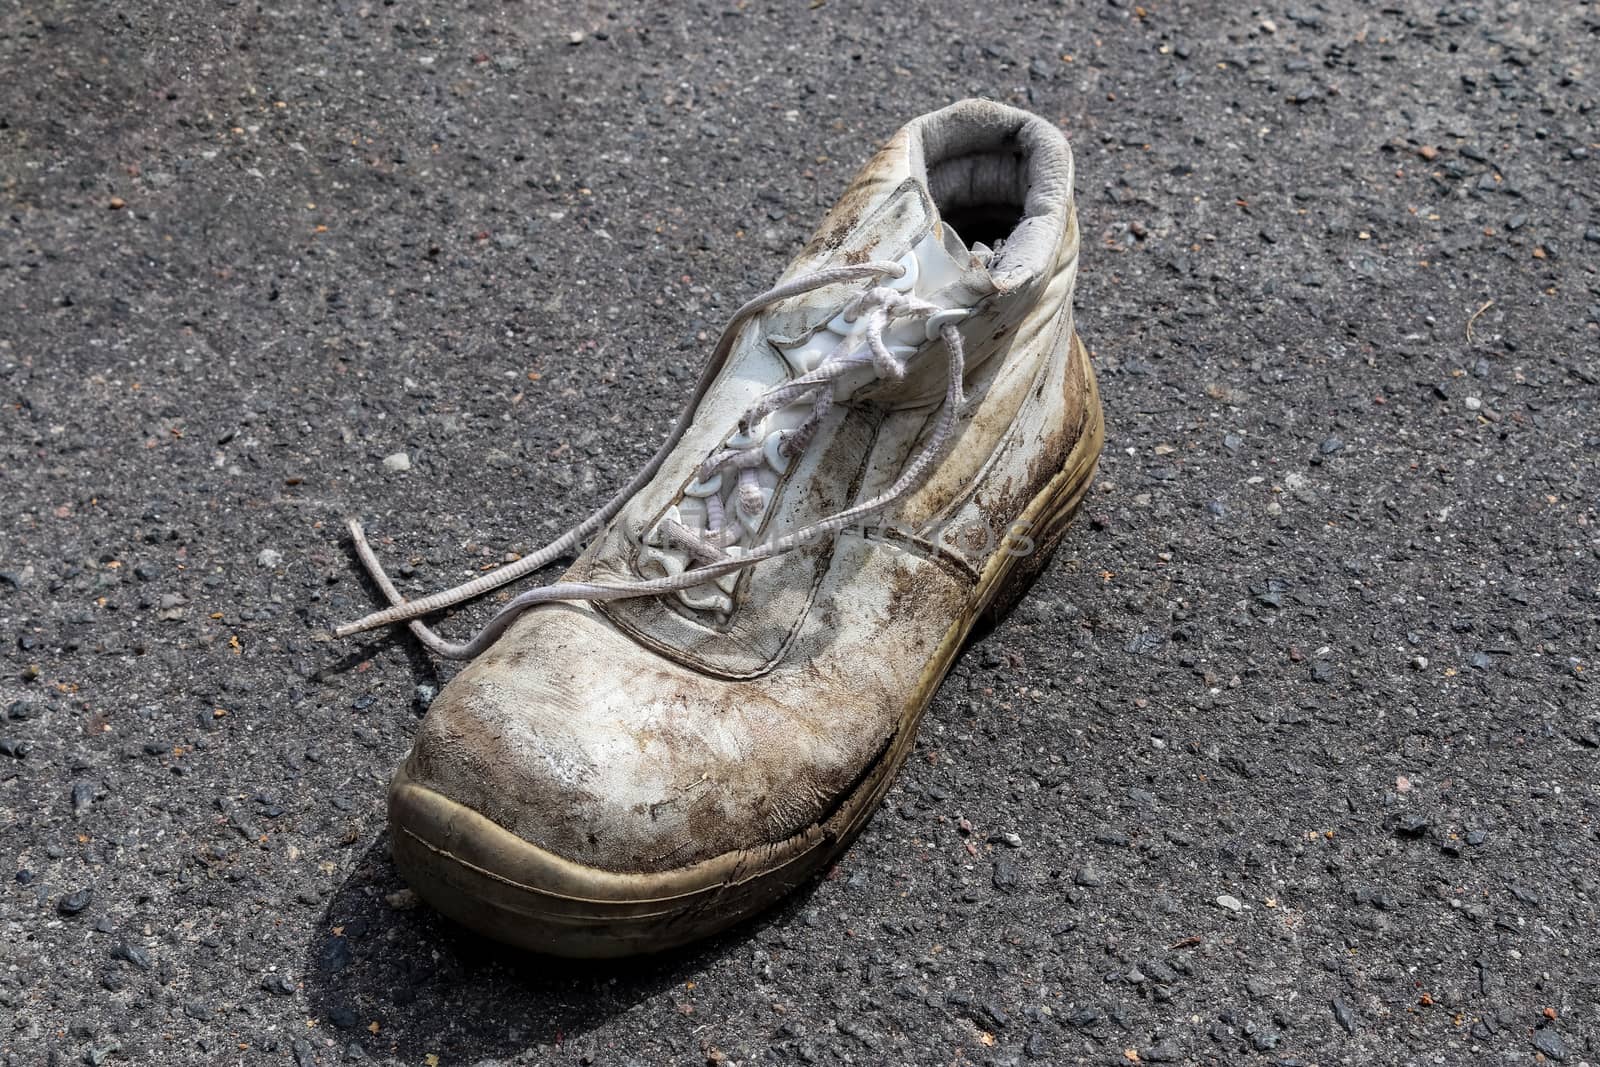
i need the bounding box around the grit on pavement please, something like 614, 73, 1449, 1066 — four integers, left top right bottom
3, 1, 1598, 1064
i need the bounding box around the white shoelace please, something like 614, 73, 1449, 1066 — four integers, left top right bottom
336, 259, 969, 660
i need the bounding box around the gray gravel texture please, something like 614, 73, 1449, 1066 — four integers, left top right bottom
3, 0, 1599, 1064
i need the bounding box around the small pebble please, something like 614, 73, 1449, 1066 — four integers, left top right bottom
85, 1042, 122, 1065
112, 944, 152, 971
1532, 1028, 1568, 1061
382, 452, 412, 472
58, 888, 94, 915
262, 973, 297, 996
1250, 1029, 1281, 1051
1393, 813, 1431, 837
1216, 894, 1243, 912
992, 860, 1019, 894
385, 888, 419, 910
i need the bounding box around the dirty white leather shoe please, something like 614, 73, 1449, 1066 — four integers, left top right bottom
338, 99, 1103, 957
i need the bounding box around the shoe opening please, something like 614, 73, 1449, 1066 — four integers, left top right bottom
926, 145, 1028, 251
912, 101, 1074, 285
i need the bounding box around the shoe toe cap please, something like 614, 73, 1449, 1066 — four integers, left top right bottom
397, 605, 879, 874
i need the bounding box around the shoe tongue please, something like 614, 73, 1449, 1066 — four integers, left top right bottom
921, 209, 997, 308
767, 176, 994, 341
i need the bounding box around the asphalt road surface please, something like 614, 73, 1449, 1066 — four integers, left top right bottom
4, 1, 1598, 1065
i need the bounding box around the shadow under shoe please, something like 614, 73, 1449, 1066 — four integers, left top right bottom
301, 835, 832, 1062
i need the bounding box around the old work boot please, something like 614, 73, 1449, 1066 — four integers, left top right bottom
340, 99, 1104, 956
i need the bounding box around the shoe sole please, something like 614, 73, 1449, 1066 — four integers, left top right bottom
388, 333, 1104, 957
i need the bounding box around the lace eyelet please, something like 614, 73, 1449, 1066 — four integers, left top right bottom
684, 471, 724, 497
826, 309, 865, 337
763, 431, 791, 474
923, 308, 970, 341
886, 251, 919, 292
